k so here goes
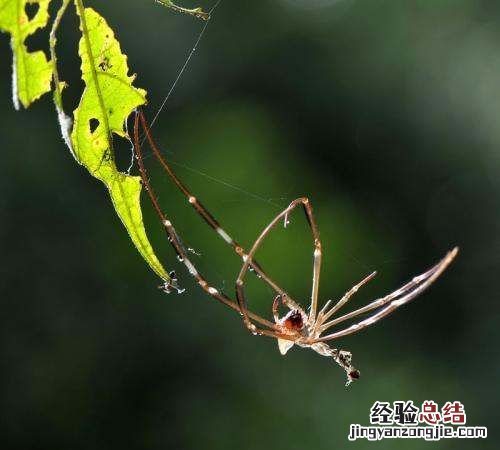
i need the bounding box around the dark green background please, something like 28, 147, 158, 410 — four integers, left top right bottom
0, 0, 497, 449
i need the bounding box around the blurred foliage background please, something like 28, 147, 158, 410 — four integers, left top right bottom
0, 0, 498, 449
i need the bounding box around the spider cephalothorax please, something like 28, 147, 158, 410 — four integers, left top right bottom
283, 310, 305, 331
133, 109, 458, 386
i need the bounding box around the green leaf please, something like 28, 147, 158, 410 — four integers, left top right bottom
0, 0, 53, 109
71, 4, 169, 282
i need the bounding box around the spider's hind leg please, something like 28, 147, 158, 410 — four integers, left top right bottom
311, 342, 360, 386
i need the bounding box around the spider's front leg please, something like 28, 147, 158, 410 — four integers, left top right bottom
235, 198, 318, 339
311, 342, 360, 386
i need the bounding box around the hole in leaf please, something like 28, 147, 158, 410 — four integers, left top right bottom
25, 2, 39, 21
89, 118, 99, 134
113, 134, 137, 174
24, 27, 49, 55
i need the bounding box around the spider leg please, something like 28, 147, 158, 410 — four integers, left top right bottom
235, 271, 300, 338
316, 299, 332, 320
314, 271, 377, 333
288, 198, 323, 326
271, 294, 307, 323
319, 249, 455, 333
312, 247, 458, 342
133, 111, 281, 332
137, 110, 297, 302
235, 197, 320, 334
272, 295, 282, 323
281, 295, 308, 318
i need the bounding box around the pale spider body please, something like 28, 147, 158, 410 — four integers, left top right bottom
272, 292, 364, 384
133, 110, 458, 386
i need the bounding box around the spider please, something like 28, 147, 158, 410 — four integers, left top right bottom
133, 109, 458, 385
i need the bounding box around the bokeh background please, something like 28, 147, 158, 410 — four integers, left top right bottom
1, 0, 498, 448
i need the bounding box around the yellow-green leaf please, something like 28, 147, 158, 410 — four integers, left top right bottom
71, 5, 169, 282
0, 0, 53, 109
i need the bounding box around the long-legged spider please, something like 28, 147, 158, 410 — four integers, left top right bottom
133, 109, 458, 385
